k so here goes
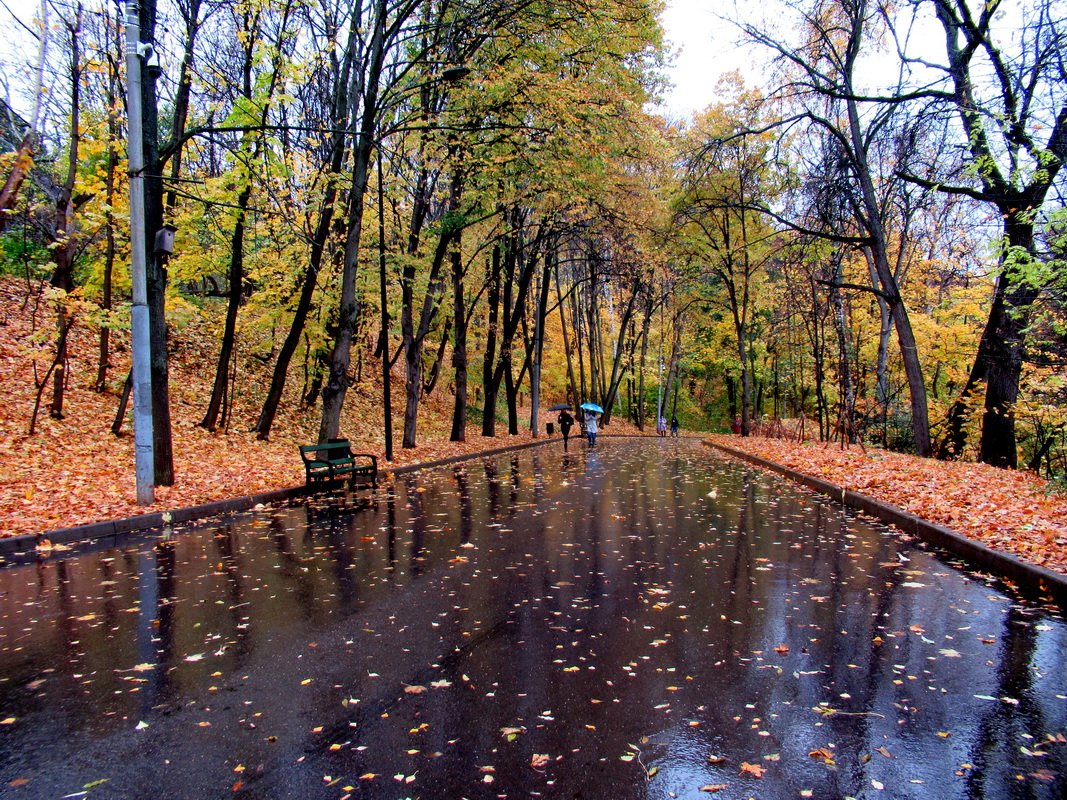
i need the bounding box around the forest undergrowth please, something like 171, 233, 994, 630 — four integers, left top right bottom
1, 279, 1064, 578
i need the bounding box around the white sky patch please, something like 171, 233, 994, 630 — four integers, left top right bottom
655, 0, 759, 121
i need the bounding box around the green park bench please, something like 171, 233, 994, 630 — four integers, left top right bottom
298, 438, 377, 489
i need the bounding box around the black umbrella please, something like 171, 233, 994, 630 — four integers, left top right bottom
547, 403, 571, 411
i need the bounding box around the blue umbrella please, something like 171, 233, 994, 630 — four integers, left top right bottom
580, 402, 604, 414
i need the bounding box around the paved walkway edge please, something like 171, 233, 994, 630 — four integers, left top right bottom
707, 441, 1067, 610
0, 438, 554, 562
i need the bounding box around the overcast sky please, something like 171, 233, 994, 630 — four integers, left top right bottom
656, 0, 760, 120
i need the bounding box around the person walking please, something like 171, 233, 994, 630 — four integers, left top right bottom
557, 409, 575, 451
670, 415, 679, 437
585, 410, 599, 447
657, 415, 667, 437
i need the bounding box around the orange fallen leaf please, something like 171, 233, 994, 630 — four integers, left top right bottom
808, 748, 835, 764
740, 762, 766, 778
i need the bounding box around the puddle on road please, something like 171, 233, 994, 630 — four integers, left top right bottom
1, 439, 1064, 799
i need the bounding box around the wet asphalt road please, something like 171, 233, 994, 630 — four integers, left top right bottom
0, 438, 1064, 799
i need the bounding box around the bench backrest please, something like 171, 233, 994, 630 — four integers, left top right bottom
299, 440, 352, 460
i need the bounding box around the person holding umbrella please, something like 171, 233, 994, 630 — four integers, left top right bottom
556, 408, 574, 451
548, 403, 573, 450
580, 402, 603, 447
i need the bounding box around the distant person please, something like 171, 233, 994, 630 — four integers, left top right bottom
585, 411, 599, 447
557, 409, 575, 451
732, 415, 742, 434
658, 415, 667, 437
670, 416, 679, 437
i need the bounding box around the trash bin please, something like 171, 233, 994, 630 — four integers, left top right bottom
546, 422, 555, 435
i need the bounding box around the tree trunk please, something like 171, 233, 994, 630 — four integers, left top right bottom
320, 141, 371, 441
319, 0, 390, 442
600, 276, 642, 425
140, 0, 174, 484
449, 240, 468, 441
504, 349, 519, 434
400, 190, 455, 448
255, 11, 350, 439
573, 282, 587, 403
423, 317, 451, 397
255, 220, 329, 439
481, 245, 501, 437
846, 87, 930, 456
555, 263, 579, 408
201, 184, 251, 431
162, 0, 203, 211
96, 105, 118, 393
830, 251, 855, 443
635, 294, 652, 430
48, 5, 82, 420
866, 252, 891, 447
807, 281, 829, 441
528, 245, 553, 436
482, 215, 542, 436
940, 219, 1038, 467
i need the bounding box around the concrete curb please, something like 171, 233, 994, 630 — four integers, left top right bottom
706, 440, 1067, 609
0, 437, 555, 561
0, 486, 306, 559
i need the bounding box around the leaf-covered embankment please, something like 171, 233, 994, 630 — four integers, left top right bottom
0, 280, 644, 538
706, 434, 1067, 576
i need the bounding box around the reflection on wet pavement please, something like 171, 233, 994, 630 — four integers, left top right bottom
0, 439, 1064, 798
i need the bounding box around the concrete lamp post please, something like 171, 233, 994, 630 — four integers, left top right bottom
122, 0, 155, 505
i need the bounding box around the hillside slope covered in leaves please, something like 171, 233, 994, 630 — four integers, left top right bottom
707, 435, 1067, 575
0, 279, 616, 537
